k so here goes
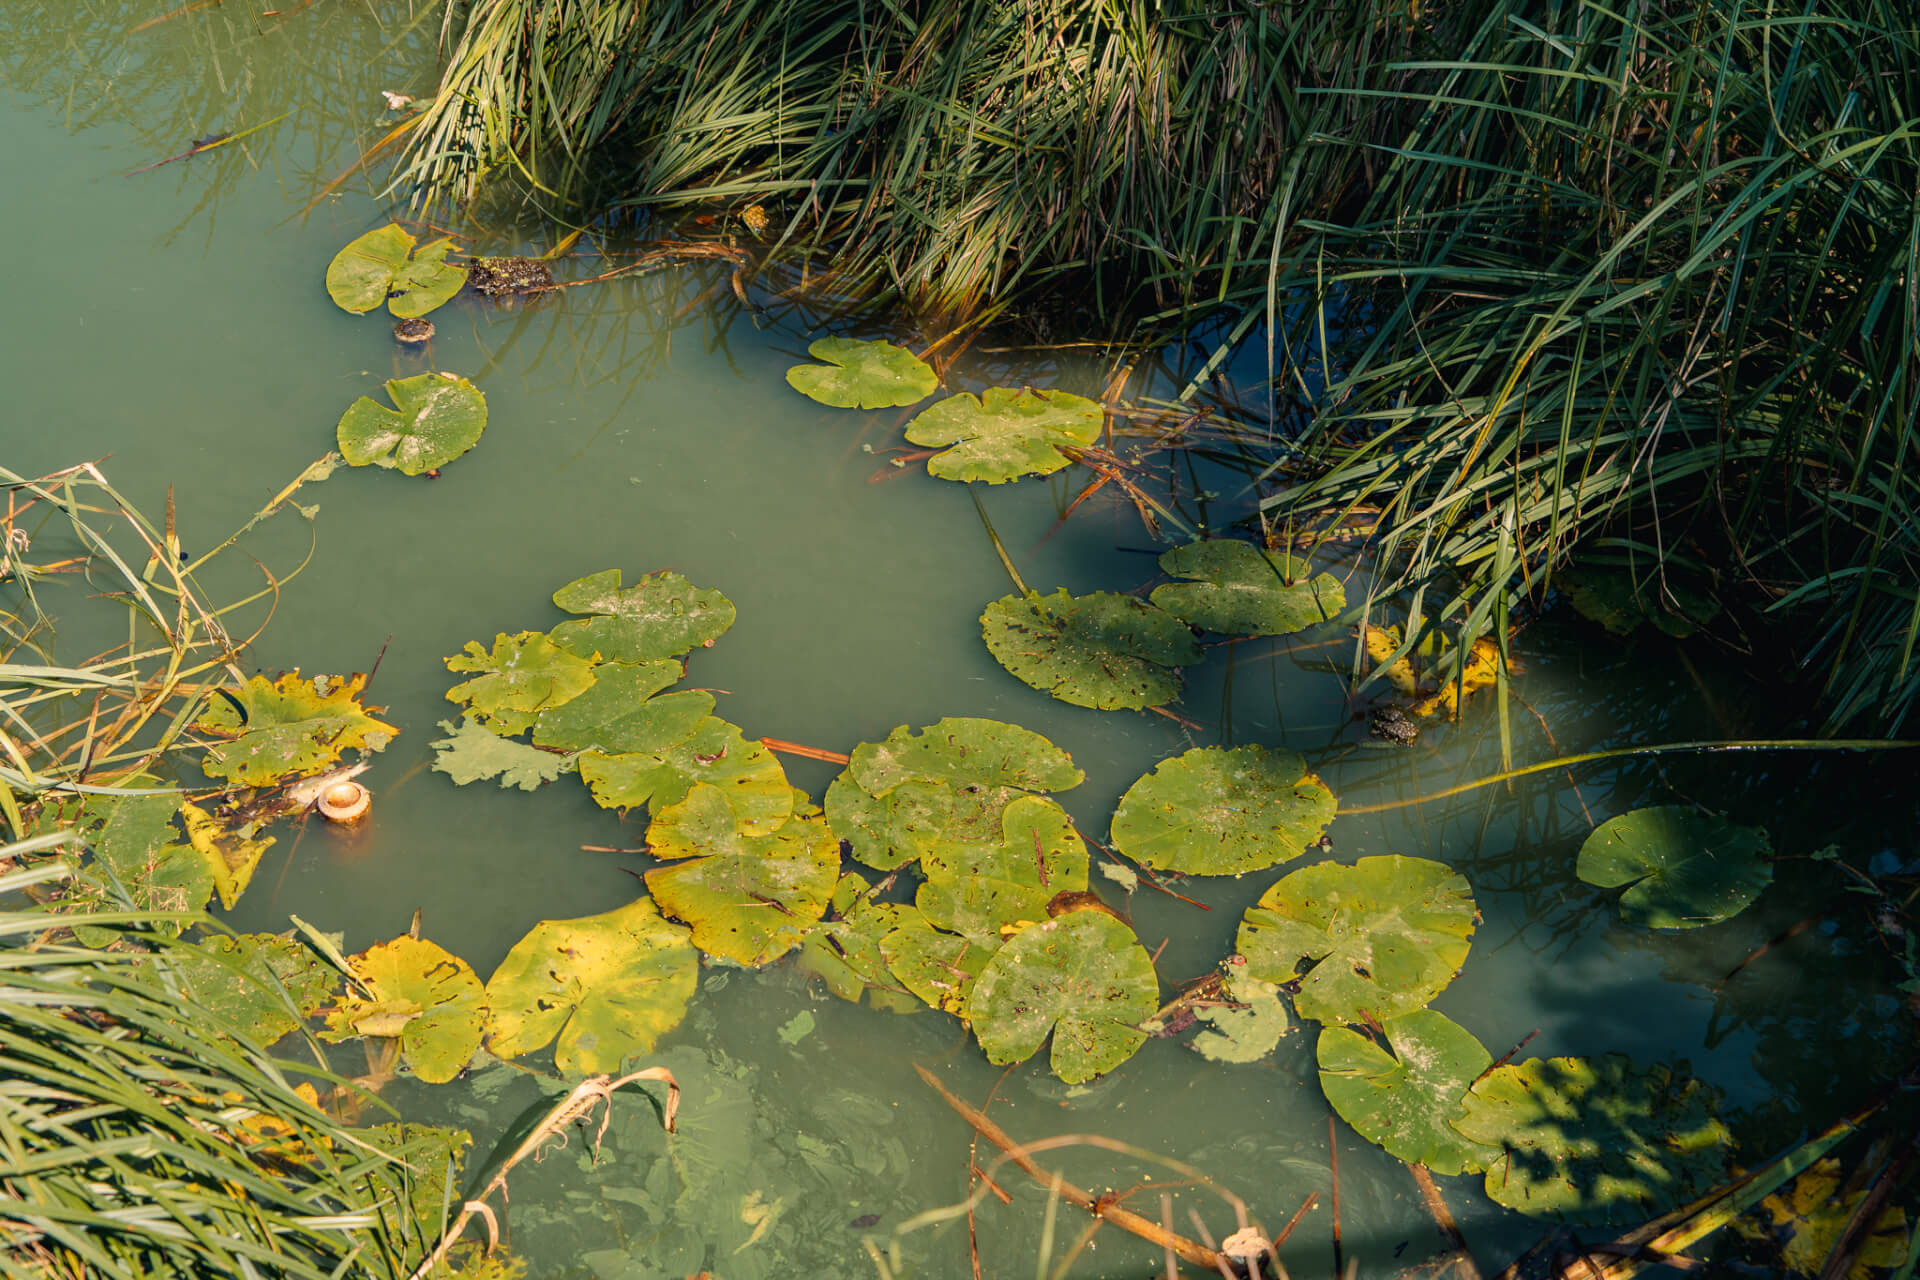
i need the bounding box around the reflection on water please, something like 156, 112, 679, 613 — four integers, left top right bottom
4, 4, 1916, 1276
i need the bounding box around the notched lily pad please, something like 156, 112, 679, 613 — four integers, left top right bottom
785, 338, 937, 410
905, 388, 1102, 483
849, 717, 1083, 796
967, 909, 1159, 1083
529, 660, 712, 754
337, 372, 487, 476
578, 717, 792, 833
796, 874, 919, 1012
1150, 541, 1346, 637
1237, 855, 1478, 1025
445, 632, 596, 735
1318, 1010, 1496, 1175
1110, 745, 1335, 876
882, 914, 997, 1014
325, 223, 468, 318
549, 569, 736, 662
1453, 1055, 1734, 1223
431, 717, 573, 791
196, 671, 397, 786
484, 897, 698, 1074
981, 589, 1202, 710
322, 935, 486, 1084
1576, 806, 1772, 930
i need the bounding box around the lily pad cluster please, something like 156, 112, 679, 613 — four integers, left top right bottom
784, 338, 1102, 483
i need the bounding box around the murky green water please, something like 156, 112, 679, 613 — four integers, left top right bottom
5, 5, 1915, 1278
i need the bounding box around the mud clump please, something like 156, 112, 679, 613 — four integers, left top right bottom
467, 257, 555, 296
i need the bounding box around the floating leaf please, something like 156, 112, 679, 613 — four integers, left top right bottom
825, 775, 955, 871
1557, 564, 1719, 639
920, 794, 1087, 890
904, 388, 1102, 483
529, 660, 712, 753
1751, 1158, 1912, 1279
430, 717, 573, 791
784, 338, 937, 409
1577, 806, 1773, 930
645, 785, 838, 965
981, 590, 1202, 710
445, 632, 596, 735
1409, 635, 1503, 720
967, 909, 1159, 1083
153, 932, 335, 1045
195, 671, 397, 786
882, 915, 996, 1014
337, 372, 488, 476
848, 717, 1083, 796
549, 569, 737, 663
1237, 855, 1478, 1025
64, 793, 210, 944
1190, 975, 1290, 1065
1150, 541, 1346, 637
1110, 745, 1335, 876
356, 1123, 476, 1273
1318, 1010, 1497, 1175
323, 936, 486, 1084
1453, 1055, 1734, 1223
180, 802, 275, 911
915, 876, 1051, 940
484, 896, 698, 1074
324, 223, 468, 318
578, 718, 792, 834
795, 875, 918, 1011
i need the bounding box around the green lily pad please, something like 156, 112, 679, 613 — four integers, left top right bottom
882, 915, 999, 1015
1109, 745, 1335, 876
904, 388, 1102, 483
445, 632, 596, 735
63, 793, 210, 945
484, 896, 698, 1074
337, 372, 488, 476
921, 794, 1088, 889
323, 935, 487, 1084
529, 660, 712, 753
324, 223, 469, 318
645, 785, 839, 965
579, 718, 792, 833
1190, 974, 1291, 1064
1318, 1010, 1497, 1175
795, 874, 919, 1012
195, 671, 397, 786
1557, 564, 1719, 639
549, 569, 737, 663
967, 909, 1159, 1083
1237, 855, 1478, 1025
848, 717, 1083, 796
916, 876, 1051, 940
825, 775, 956, 870
784, 337, 938, 409
180, 802, 275, 911
1453, 1055, 1734, 1223
1150, 541, 1347, 637
1576, 806, 1773, 930
981, 590, 1202, 710
430, 717, 573, 791
152, 931, 336, 1046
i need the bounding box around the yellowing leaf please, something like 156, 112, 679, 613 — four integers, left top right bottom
1410, 635, 1502, 720
1757, 1158, 1911, 1279
323, 936, 486, 1084
181, 802, 276, 910
195, 672, 398, 786
1362, 625, 1420, 698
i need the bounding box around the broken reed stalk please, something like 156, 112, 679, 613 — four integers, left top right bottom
913, 1063, 1226, 1271
1408, 1163, 1482, 1280
406, 1067, 680, 1280
761, 737, 851, 765
1328, 1117, 1344, 1278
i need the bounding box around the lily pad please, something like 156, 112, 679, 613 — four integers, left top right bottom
1150, 541, 1347, 637
579, 718, 792, 834
645, 785, 839, 965
981, 590, 1202, 710
1110, 745, 1336, 876
430, 717, 573, 791
1318, 1010, 1497, 1175
904, 388, 1102, 483
1557, 564, 1719, 639
64, 793, 210, 944
1453, 1055, 1734, 1223
881, 914, 998, 1014
920, 794, 1088, 889
180, 802, 275, 911
323, 935, 487, 1084
1237, 855, 1478, 1025
325, 223, 468, 318
848, 717, 1083, 796
1576, 806, 1773, 930
1190, 975, 1291, 1064
967, 909, 1159, 1083
795, 875, 919, 1012
529, 660, 713, 753
484, 896, 698, 1074
825, 775, 956, 870
153, 932, 336, 1046
915, 876, 1052, 940
784, 338, 938, 409
445, 632, 596, 735
336, 372, 488, 476
195, 671, 397, 786
549, 569, 737, 663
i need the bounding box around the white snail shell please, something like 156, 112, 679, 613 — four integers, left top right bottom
317, 780, 371, 823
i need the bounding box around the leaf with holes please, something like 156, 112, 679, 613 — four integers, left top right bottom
530, 660, 711, 754
1110, 745, 1335, 877
578, 718, 791, 833
430, 717, 573, 791
444, 632, 596, 736
325, 223, 468, 318
337, 373, 487, 476
323, 936, 487, 1084
825, 775, 956, 870
1318, 1010, 1497, 1174
151, 932, 336, 1046
1190, 975, 1291, 1064
795, 875, 920, 1013
1577, 806, 1773, 930
549, 569, 736, 663
905, 388, 1102, 483
196, 672, 397, 786
1452, 1055, 1734, 1222
62, 792, 210, 945
1237, 855, 1478, 1025
1151, 541, 1347, 637
920, 794, 1087, 890
882, 915, 998, 1015
784, 338, 938, 409
849, 717, 1083, 796
967, 909, 1159, 1083
179, 803, 275, 910
645, 785, 838, 965
484, 897, 698, 1074
981, 590, 1201, 710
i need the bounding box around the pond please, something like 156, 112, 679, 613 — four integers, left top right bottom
4, 4, 1915, 1278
